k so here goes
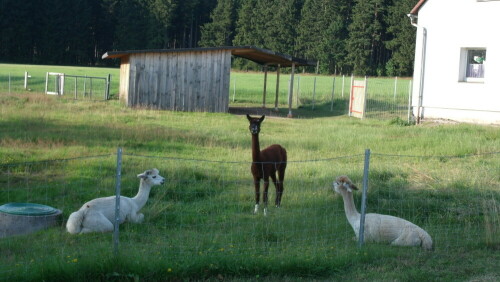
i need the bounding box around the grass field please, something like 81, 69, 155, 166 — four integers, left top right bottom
0, 64, 499, 281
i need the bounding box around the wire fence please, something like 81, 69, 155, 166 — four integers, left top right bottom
364, 77, 412, 120
229, 74, 412, 121
1, 149, 498, 277
2, 70, 409, 120
0, 71, 111, 101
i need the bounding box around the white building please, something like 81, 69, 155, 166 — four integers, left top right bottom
409, 0, 500, 124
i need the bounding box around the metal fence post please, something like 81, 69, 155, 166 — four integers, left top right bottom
83, 75, 87, 97
89, 77, 93, 99
262, 66, 267, 107
362, 76, 368, 119
296, 75, 300, 106
348, 74, 354, 116
233, 77, 236, 103
330, 76, 336, 111
54, 74, 59, 95
358, 148, 371, 247
342, 74, 345, 98
106, 74, 111, 100
312, 76, 317, 110
393, 76, 398, 102
113, 147, 123, 256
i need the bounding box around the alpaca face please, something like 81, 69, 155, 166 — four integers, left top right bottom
333, 175, 358, 194
247, 114, 265, 135
137, 168, 165, 186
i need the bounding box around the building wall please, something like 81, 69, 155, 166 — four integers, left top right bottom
412, 0, 500, 124
124, 49, 231, 113
119, 56, 130, 103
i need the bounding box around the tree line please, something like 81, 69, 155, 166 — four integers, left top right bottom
0, 0, 417, 76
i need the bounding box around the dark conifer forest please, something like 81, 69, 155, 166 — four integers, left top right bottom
0, 0, 418, 76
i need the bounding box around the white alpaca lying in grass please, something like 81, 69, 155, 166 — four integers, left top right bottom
332, 175, 433, 250
66, 168, 165, 234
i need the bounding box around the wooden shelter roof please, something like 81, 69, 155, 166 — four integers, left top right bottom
102, 46, 316, 67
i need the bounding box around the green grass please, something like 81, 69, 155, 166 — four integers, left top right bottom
0, 64, 499, 281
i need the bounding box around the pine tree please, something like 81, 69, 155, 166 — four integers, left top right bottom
113, 0, 150, 50
320, 0, 353, 74
264, 0, 300, 55
0, 0, 417, 71
199, 0, 239, 47
347, 0, 389, 76
253, 0, 275, 49
0, 0, 38, 63
232, 0, 261, 70
146, 0, 175, 48
385, 0, 416, 76
232, 0, 258, 46
296, 0, 323, 72
297, 0, 352, 74
66, 0, 94, 64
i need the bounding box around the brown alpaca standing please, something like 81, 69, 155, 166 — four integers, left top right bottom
247, 114, 287, 215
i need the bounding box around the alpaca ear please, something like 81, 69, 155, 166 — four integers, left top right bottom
259, 115, 265, 122
344, 183, 353, 193
137, 170, 152, 179
246, 114, 252, 121
344, 182, 358, 191
343, 182, 357, 192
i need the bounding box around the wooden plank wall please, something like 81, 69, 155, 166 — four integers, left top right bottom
119, 56, 130, 104
125, 50, 231, 112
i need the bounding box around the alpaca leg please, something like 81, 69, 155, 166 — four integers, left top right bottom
254, 178, 261, 214
263, 178, 270, 216
276, 168, 285, 207
391, 227, 422, 247
270, 173, 280, 207
81, 212, 114, 233
391, 235, 420, 247
129, 212, 144, 223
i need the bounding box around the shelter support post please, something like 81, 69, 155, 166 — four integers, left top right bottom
274, 64, 280, 111
287, 63, 295, 118
263, 65, 268, 108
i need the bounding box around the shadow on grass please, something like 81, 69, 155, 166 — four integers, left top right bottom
229, 100, 349, 119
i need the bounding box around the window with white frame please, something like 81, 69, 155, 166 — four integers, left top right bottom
460, 48, 486, 82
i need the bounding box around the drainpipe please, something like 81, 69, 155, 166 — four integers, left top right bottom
408, 13, 426, 124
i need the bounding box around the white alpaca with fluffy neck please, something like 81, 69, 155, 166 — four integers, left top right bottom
333, 175, 433, 250
66, 168, 165, 234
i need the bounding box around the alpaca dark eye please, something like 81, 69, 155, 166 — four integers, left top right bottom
152, 176, 156, 179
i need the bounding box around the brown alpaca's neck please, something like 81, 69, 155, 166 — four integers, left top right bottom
251, 134, 261, 162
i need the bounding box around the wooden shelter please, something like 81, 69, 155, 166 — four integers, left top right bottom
102, 46, 315, 116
